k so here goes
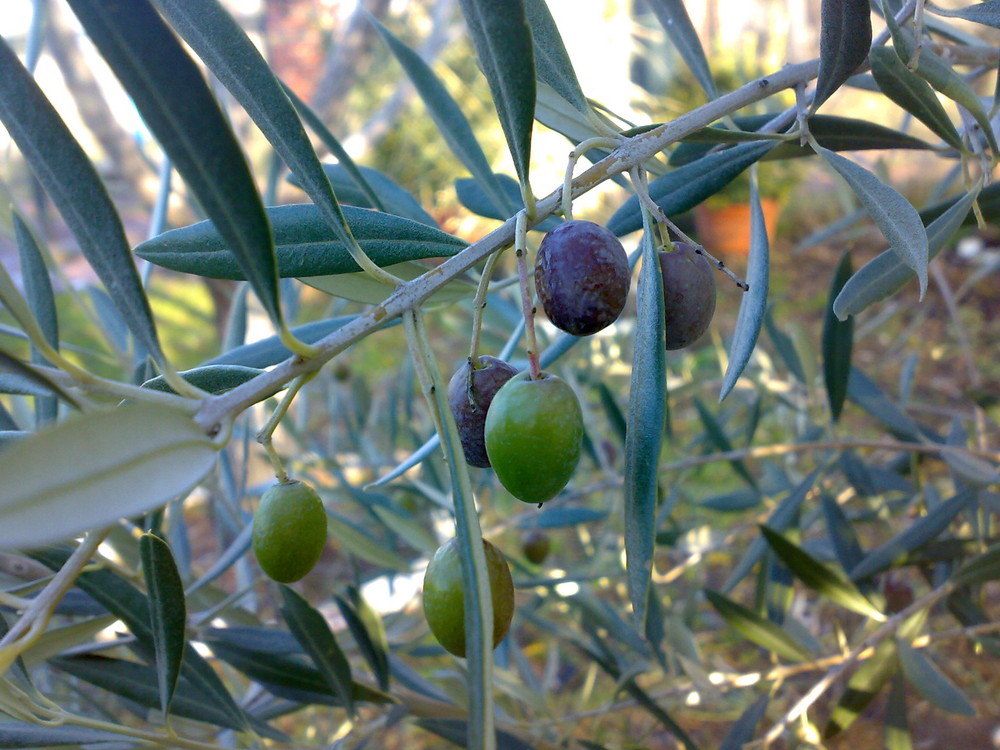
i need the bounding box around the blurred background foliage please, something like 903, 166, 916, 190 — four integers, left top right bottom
0, 0, 998, 748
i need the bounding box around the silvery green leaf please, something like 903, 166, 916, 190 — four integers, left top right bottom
459, 0, 536, 192
624, 232, 667, 628
0, 404, 217, 548
524, 0, 591, 113
720, 177, 769, 401
67, 0, 283, 327
812, 0, 872, 111
369, 11, 513, 215
835, 187, 980, 319
897, 640, 976, 715
822, 252, 854, 421
643, 0, 717, 99
0, 37, 164, 365
816, 146, 929, 297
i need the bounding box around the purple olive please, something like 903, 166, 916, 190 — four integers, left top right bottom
535, 220, 630, 336
659, 243, 716, 349
447, 355, 519, 468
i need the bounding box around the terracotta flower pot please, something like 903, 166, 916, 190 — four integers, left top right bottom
693, 198, 781, 256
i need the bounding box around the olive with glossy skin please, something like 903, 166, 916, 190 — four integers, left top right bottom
659, 242, 716, 349
535, 220, 630, 336
484, 371, 583, 504
252, 480, 328, 583
447, 355, 519, 468
422, 537, 515, 657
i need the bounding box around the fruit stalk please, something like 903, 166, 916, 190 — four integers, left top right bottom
514, 211, 541, 380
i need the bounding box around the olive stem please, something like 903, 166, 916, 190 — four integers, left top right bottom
468, 249, 506, 367
255, 372, 314, 482
629, 175, 750, 291
514, 211, 542, 380
561, 136, 623, 220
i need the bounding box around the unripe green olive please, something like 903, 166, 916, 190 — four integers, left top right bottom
422, 537, 515, 658
252, 480, 328, 583
447, 355, 519, 468
659, 242, 716, 350
484, 371, 583, 505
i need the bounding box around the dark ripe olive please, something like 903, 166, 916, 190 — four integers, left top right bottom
447, 355, 519, 468
535, 220, 630, 336
658, 242, 716, 350
521, 530, 551, 565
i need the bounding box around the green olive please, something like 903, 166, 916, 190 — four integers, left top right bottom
422, 537, 515, 658
252, 480, 328, 583
484, 371, 583, 504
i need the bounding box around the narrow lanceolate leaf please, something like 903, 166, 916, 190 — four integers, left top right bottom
288, 163, 437, 228
523, 0, 591, 113
850, 487, 979, 581
0, 36, 163, 364
723, 469, 822, 592
151, 0, 386, 288
458, 0, 536, 191
455, 173, 560, 231
882, 1, 999, 155
760, 526, 884, 619
608, 141, 776, 236
32, 547, 250, 732
141, 365, 264, 396
834, 185, 980, 319
704, 589, 815, 662
0, 351, 82, 410
13, 213, 58, 358
368, 14, 513, 216
822, 492, 866, 574
816, 146, 929, 297
0, 723, 135, 747
644, 0, 717, 99
824, 610, 929, 739
0, 404, 217, 549
136, 204, 466, 280
693, 398, 756, 488
869, 47, 965, 151
66, 0, 282, 327
205, 314, 363, 369
624, 233, 667, 629
897, 640, 976, 716
930, 0, 1000, 29
279, 586, 355, 715
720, 177, 769, 401
51, 655, 272, 736
822, 252, 853, 422
951, 542, 1000, 588
885, 675, 913, 750
140, 533, 187, 717
670, 115, 932, 166
719, 695, 770, 750
811, 0, 872, 111
303, 261, 476, 306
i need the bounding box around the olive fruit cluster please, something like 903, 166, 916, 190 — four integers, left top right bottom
449, 361, 583, 505
422, 537, 515, 657
252, 479, 328, 583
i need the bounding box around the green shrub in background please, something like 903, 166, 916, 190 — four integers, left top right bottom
0, 1, 997, 748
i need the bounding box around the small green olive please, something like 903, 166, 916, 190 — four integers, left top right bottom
422, 537, 515, 658
252, 480, 328, 583
484, 371, 583, 504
